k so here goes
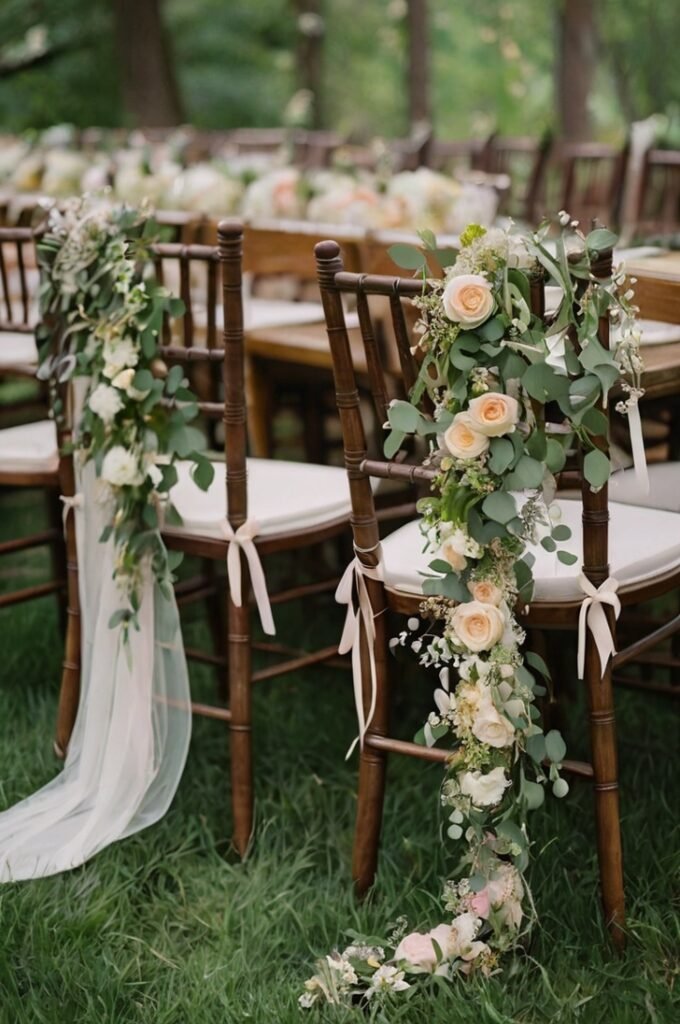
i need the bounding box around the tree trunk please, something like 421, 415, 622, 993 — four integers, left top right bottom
293, 1, 325, 129
555, 0, 596, 140
406, 0, 430, 130
111, 0, 183, 127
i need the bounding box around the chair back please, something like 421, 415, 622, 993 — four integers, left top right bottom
483, 133, 552, 223
633, 147, 680, 241
556, 141, 629, 230
151, 221, 248, 526
315, 237, 614, 588
0, 227, 39, 332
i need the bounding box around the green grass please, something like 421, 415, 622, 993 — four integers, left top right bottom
0, 483, 678, 1024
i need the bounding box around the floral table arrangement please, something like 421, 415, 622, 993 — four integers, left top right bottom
0, 129, 498, 233
301, 218, 643, 1008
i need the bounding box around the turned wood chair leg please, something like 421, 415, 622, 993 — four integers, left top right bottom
54, 522, 81, 758
228, 593, 254, 858
352, 596, 389, 897
584, 624, 626, 949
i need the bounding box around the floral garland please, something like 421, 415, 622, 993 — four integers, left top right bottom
301, 218, 643, 1008
37, 195, 212, 634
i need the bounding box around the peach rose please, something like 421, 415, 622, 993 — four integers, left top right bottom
444, 413, 490, 461
467, 392, 520, 437
452, 601, 505, 653
440, 539, 467, 572
468, 580, 503, 606
394, 930, 442, 972
443, 273, 495, 328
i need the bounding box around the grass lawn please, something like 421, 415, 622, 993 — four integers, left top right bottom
0, 481, 678, 1024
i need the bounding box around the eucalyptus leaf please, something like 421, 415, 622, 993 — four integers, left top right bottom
545, 729, 567, 763
482, 491, 517, 525
388, 243, 427, 271
583, 448, 611, 487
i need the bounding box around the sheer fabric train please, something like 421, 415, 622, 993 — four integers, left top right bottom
0, 454, 192, 881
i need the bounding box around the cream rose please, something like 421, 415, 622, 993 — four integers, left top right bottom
468, 580, 503, 606
88, 383, 123, 424
440, 539, 467, 572
471, 701, 516, 748
443, 273, 495, 327
452, 601, 505, 652
459, 766, 511, 807
101, 446, 144, 487
444, 413, 490, 461
467, 392, 519, 436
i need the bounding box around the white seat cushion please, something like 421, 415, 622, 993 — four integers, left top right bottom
167, 457, 351, 538
608, 464, 680, 512
0, 420, 58, 473
380, 499, 680, 603
0, 331, 38, 368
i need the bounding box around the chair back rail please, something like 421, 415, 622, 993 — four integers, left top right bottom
634, 147, 680, 239
316, 238, 614, 584
151, 223, 247, 524
0, 226, 38, 331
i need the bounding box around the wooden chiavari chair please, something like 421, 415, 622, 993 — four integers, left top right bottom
632, 148, 680, 242
554, 141, 630, 230
315, 237, 680, 948
57, 221, 353, 853
482, 133, 552, 224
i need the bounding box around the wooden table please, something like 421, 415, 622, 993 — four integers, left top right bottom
626, 253, 680, 400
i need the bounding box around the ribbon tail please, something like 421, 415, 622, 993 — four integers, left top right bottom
577, 599, 591, 679
627, 401, 650, 496
242, 543, 276, 636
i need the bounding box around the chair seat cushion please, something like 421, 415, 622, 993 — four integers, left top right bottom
166, 457, 351, 538
608, 463, 680, 512
380, 499, 680, 603
0, 331, 38, 368
0, 420, 58, 473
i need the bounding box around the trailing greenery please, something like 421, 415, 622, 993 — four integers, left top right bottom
0, 481, 677, 1022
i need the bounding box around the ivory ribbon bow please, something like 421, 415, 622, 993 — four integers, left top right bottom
59, 492, 84, 535
219, 519, 275, 636
336, 549, 384, 759
577, 573, 621, 679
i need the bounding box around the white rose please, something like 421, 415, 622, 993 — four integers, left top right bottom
459, 766, 511, 807
102, 337, 139, 372
444, 413, 490, 460
101, 446, 144, 487
487, 863, 524, 929
442, 273, 495, 328
452, 601, 506, 653
467, 392, 520, 437
88, 383, 124, 424
471, 701, 516, 748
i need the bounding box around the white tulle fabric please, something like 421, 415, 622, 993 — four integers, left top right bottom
0, 426, 191, 880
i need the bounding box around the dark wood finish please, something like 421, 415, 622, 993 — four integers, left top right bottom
554, 141, 630, 230
51, 223, 351, 854
314, 235, 680, 949
633, 148, 680, 241
483, 133, 553, 224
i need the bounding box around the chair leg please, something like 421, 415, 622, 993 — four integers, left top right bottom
584, 623, 626, 949
54, 519, 81, 758
352, 589, 389, 897
228, 593, 253, 857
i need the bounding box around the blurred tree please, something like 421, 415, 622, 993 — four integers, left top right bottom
407, 0, 430, 130
112, 0, 183, 126
555, 0, 596, 139
292, 1, 324, 128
